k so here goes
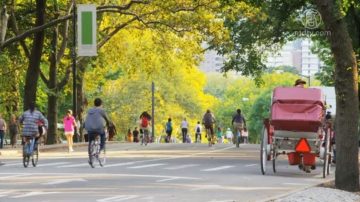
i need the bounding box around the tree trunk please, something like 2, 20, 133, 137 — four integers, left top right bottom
23, 0, 46, 110
46, 26, 58, 144
76, 62, 87, 142
316, 0, 360, 191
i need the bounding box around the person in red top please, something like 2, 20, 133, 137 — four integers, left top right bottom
63, 110, 77, 152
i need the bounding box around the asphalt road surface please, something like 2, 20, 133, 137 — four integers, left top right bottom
0, 143, 334, 202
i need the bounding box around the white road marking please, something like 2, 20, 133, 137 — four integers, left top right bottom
58, 163, 89, 168
0, 190, 16, 197
37, 162, 70, 167
245, 164, 257, 167
103, 162, 135, 168
201, 166, 234, 172
190, 184, 292, 191
0, 174, 31, 180
11, 191, 59, 198
164, 164, 199, 170
97, 195, 138, 202
42, 178, 87, 185
283, 182, 311, 186
3, 163, 23, 167
128, 163, 165, 169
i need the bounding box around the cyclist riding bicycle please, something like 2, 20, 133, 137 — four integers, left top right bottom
139, 111, 152, 145
19, 102, 48, 148
232, 109, 246, 146
202, 109, 216, 144
84, 98, 110, 159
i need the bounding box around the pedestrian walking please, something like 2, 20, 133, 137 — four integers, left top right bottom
127, 128, 132, 142
108, 123, 116, 141
225, 128, 233, 144
63, 109, 77, 152
0, 113, 6, 149
8, 114, 20, 148
181, 118, 189, 143
194, 121, 202, 143
165, 118, 173, 143
242, 128, 249, 144
133, 127, 139, 143
217, 127, 223, 143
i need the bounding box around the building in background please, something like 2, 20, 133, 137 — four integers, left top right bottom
199, 39, 324, 76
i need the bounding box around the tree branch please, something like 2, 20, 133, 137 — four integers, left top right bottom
57, 2, 72, 60
39, 69, 50, 86
9, 9, 30, 58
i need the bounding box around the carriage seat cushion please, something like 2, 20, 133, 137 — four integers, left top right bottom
272, 87, 324, 107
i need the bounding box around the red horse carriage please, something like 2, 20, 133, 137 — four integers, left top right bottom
260, 87, 333, 178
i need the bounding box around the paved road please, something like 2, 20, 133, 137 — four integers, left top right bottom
0, 143, 334, 202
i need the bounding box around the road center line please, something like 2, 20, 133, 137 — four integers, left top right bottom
201, 166, 234, 172
164, 164, 199, 170
128, 163, 165, 169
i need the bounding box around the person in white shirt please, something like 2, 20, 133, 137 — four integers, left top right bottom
181, 118, 189, 143
225, 128, 233, 144
242, 129, 249, 144
195, 121, 202, 143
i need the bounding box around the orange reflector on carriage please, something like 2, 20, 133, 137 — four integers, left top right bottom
295, 138, 311, 153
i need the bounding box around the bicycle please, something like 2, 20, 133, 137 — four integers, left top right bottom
88, 134, 106, 168
205, 127, 215, 147
235, 128, 242, 148
141, 128, 150, 146
22, 136, 39, 168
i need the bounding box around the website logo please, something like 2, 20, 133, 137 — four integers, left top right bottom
301, 8, 322, 29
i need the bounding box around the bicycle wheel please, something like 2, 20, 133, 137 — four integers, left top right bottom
23, 143, 30, 168
98, 147, 106, 167
32, 145, 39, 167
89, 140, 96, 168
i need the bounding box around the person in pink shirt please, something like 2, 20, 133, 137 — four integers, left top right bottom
63, 109, 77, 152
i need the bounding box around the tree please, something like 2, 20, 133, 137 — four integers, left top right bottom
214, 0, 359, 191
314, 0, 359, 191
0, 0, 227, 144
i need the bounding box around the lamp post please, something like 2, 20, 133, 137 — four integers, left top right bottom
151, 81, 155, 141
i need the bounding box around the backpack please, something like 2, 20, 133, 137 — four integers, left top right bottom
203, 113, 214, 125
141, 117, 149, 127
196, 126, 200, 133
166, 122, 172, 132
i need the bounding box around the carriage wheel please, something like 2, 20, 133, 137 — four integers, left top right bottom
272, 147, 276, 173
260, 125, 268, 175
322, 128, 331, 178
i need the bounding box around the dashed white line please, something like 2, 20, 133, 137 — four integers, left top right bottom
245, 164, 257, 167
104, 162, 135, 168
58, 163, 89, 168
37, 162, 70, 167
10, 191, 59, 198
164, 164, 199, 170
97, 195, 138, 202
128, 163, 166, 169
201, 166, 234, 172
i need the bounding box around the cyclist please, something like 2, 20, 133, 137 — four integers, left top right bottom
19, 102, 48, 149
139, 111, 151, 145
84, 98, 110, 159
202, 109, 216, 145
232, 109, 246, 147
